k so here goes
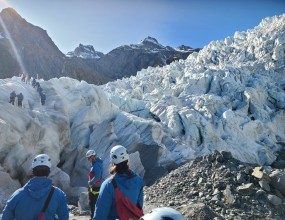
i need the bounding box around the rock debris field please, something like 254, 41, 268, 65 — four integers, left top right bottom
143, 150, 285, 220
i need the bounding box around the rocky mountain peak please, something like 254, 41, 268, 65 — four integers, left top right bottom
137, 36, 165, 50
66, 44, 104, 59
176, 44, 195, 52
0, 7, 22, 19
140, 36, 159, 45
0, 7, 65, 80
0, 7, 26, 33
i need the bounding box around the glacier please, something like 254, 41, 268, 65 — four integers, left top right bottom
0, 14, 285, 210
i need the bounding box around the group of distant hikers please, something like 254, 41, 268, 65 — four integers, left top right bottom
9, 90, 24, 107
32, 77, 46, 105
1, 145, 185, 220
9, 73, 46, 107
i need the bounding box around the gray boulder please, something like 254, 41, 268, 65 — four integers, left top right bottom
269, 170, 285, 196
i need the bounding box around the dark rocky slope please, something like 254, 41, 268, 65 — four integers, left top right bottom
144, 151, 285, 219
0, 8, 65, 79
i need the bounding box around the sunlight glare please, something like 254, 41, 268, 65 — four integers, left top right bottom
0, 0, 27, 74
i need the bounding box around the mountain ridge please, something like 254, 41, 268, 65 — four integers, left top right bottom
0, 7, 200, 85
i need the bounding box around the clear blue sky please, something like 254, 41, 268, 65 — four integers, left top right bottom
0, 0, 284, 54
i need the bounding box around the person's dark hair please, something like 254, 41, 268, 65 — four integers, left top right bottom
32, 165, 50, 177
109, 160, 133, 177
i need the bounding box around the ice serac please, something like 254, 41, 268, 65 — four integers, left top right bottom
101, 14, 285, 166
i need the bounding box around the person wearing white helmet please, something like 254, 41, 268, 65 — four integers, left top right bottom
93, 145, 144, 220
2, 154, 69, 220
140, 207, 186, 220
86, 149, 103, 219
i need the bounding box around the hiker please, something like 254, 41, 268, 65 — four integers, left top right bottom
140, 207, 186, 220
40, 92, 46, 105
35, 81, 40, 89
9, 91, 17, 105
93, 145, 144, 220
2, 154, 69, 220
32, 78, 37, 88
17, 92, 24, 107
86, 149, 103, 219
21, 73, 26, 82
26, 74, 31, 84
37, 86, 43, 94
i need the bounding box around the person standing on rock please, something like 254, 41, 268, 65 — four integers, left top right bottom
2, 154, 69, 220
86, 149, 103, 219
93, 145, 144, 220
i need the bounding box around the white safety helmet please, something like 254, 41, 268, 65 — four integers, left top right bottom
140, 207, 186, 220
86, 150, 96, 158
110, 145, 129, 164
32, 154, 51, 169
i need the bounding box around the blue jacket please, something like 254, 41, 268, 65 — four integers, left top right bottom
40, 93, 46, 101
37, 87, 43, 93
17, 93, 24, 101
93, 171, 144, 220
10, 91, 16, 98
2, 177, 69, 220
89, 158, 103, 187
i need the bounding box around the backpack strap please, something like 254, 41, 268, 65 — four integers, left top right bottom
42, 186, 55, 213
111, 177, 117, 189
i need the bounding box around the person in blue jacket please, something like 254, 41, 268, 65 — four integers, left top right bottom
37, 86, 43, 94
2, 154, 69, 220
9, 91, 16, 105
17, 92, 24, 107
35, 81, 40, 89
32, 78, 37, 88
93, 145, 144, 220
86, 149, 103, 219
40, 92, 46, 105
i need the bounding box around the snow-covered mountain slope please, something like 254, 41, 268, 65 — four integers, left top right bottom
0, 14, 285, 211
